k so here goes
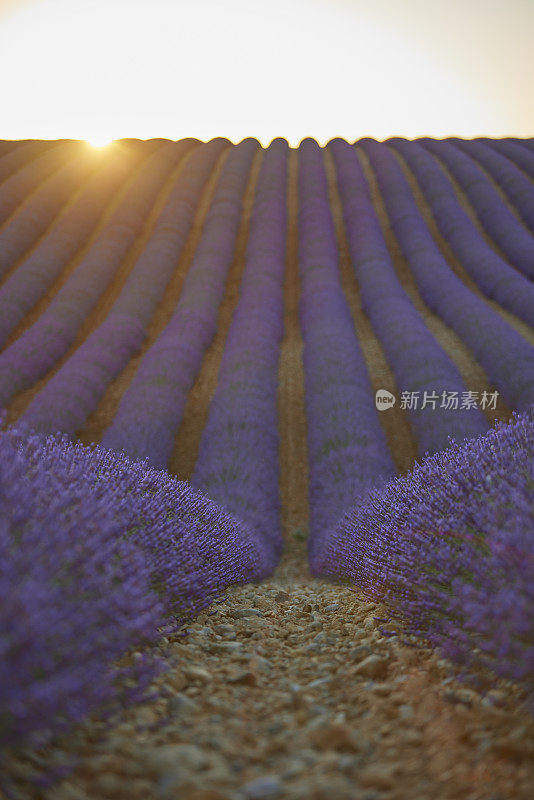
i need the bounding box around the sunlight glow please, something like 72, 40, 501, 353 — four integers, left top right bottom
86, 136, 114, 149
0, 0, 529, 145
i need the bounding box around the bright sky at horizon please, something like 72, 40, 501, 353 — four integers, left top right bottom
0, 0, 532, 146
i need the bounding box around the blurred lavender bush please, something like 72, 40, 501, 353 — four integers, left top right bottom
0, 419, 269, 752
311, 407, 534, 707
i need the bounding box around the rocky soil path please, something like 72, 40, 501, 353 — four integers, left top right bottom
6, 535, 533, 800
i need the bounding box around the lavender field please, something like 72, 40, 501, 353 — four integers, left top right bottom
1, 136, 533, 799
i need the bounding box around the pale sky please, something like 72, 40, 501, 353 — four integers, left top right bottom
0, 0, 532, 146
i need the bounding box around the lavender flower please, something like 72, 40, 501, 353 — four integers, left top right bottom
0, 417, 269, 754
313, 407, 534, 709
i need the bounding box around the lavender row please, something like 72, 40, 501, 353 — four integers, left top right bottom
0, 420, 268, 759
0, 151, 100, 282
0, 140, 195, 408
386, 138, 534, 326
21, 137, 229, 435
0, 144, 143, 348
514, 138, 534, 155
297, 139, 396, 563
99, 137, 256, 461
312, 408, 534, 711
0, 141, 22, 158
191, 138, 289, 568
0, 140, 63, 185
480, 137, 534, 182
329, 139, 488, 456
452, 137, 534, 234
0, 141, 83, 227
419, 137, 534, 280
362, 139, 534, 410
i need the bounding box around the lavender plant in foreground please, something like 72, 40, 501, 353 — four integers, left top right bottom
297, 138, 396, 561
191, 138, 289, 566
312, 407, 534, 710
0, 418, 270, 757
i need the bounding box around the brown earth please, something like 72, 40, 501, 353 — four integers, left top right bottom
1, 140, 533, 800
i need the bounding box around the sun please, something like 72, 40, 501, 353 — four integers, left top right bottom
86, 135, 114, 148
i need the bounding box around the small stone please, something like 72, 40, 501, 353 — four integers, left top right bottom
397, 704, 414, 720
166, 669, 188, 691
167, 693, 197, 716
183, 665, 212, 683
359, 765, 397, 790
232, 608, 263, 619
307, 677, 332, 689
314, 631, 338, 644
211, 641, 244, 654
309, 704, 329, 716
134, 706, 158, 727
213, 624, 236, 636
402, 729, 423, 745
484, 689, 507, 707
249, 655, 272, 672
443, 689, 474, 707
348, 645, 373, 661
308, 723, 361, 753
145, 743, 208, 774
275, 591, 290, 602
282, 758, 307, 779
324, 603, 340, 611
241, 775, 282, 798
371, 682, 393, 696
353, 654, 389, 679
227, 670, 257, 687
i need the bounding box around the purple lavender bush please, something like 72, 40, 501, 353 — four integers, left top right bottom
0, 418, 270, 756
480, 138, 534, 182
384, 137, 534, 324
451, 138, 534, 236
311, 407, 534, 708
297, 138, 396, 562
0, 140, 194, 409
99, 137, 256, 463
328, 138, 488, 455
363, 138, 534, 410
0, 153, 98, 281
191, 138, 288, 567
21, 137, 228, 437
0, 142, 82, 227
420, 137, 534, 279
0, 144, 141, 347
